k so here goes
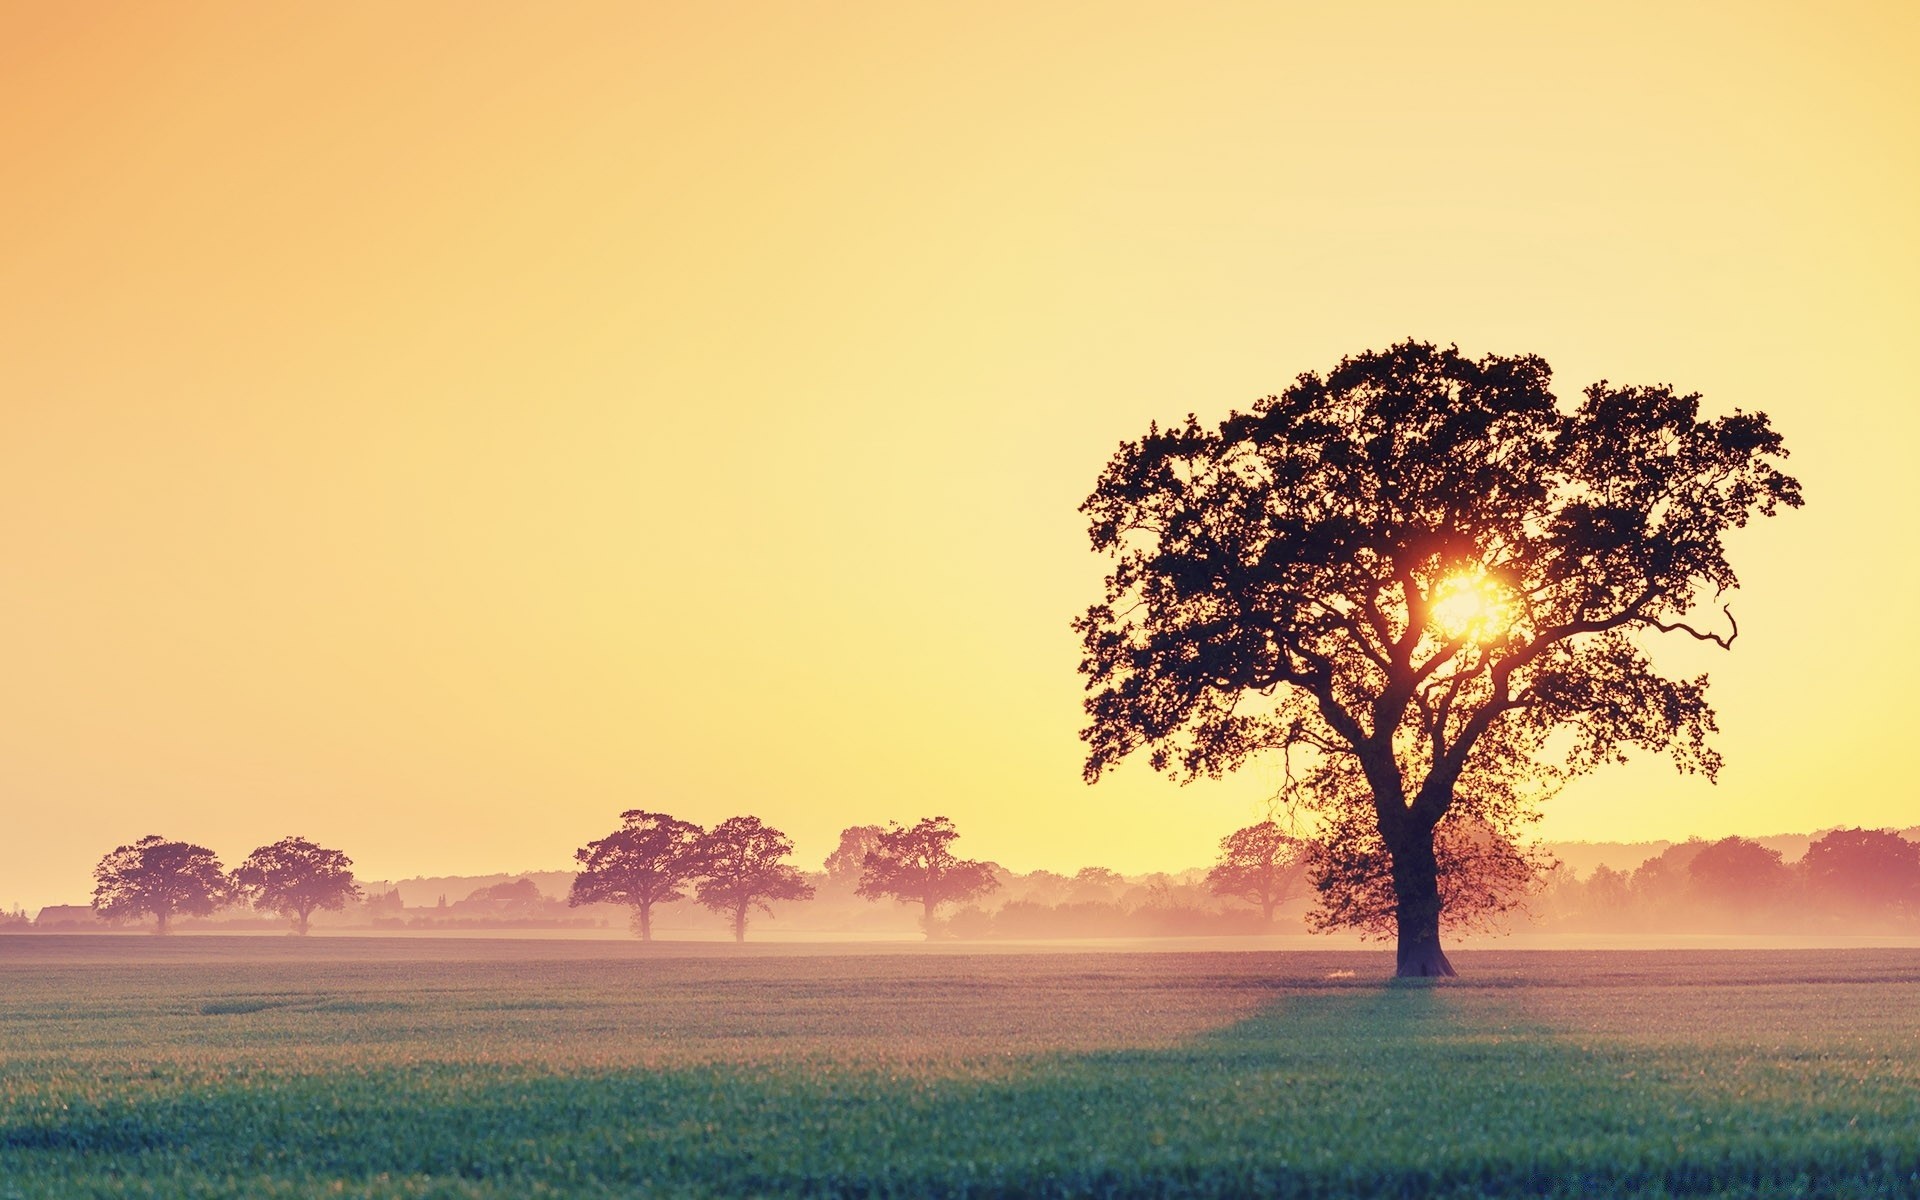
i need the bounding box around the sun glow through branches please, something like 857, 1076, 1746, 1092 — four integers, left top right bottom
1428, 569, 1514, 644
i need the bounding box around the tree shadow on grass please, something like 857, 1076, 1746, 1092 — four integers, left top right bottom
4, 982, 1917, 1198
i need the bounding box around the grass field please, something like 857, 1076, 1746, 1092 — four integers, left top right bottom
2, 938, 1916, 1197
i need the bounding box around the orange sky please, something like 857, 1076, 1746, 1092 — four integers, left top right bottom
3, 3, 1916, 909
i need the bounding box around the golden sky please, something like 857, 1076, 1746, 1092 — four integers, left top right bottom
3, 3, 1916, 908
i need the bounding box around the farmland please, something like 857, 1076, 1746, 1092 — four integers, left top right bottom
2, 938, 1917, 1197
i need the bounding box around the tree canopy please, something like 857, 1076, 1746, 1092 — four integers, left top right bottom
1804, 828, 1920, 919
822, 825, 887, 890
1204, 820, 1310, 923
230, 836, 362, 935
569, 810, 706, 941
855, 816, 999, 935
694, 815, 814, 943
91, 835, 230, 934
1076, 340, 1799, 975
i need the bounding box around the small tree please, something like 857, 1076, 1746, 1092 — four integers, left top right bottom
1066, 866, 1127, 905
855, 816, 999, 936
823, 825, 887, 891
467, 878, 545, 905
92, 835, 230, 934
1585, 864, 1633, 919
694, 815, 814, 942
569, 810, 705, 941
1205, 820, 1310, 922
230, 836, 362, 935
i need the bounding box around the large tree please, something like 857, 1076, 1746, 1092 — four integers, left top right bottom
694, 816, 815, 943
1205, 820, 1310, 923
855, 816, 1000, 936
568, 810, 706, 941
1076, 341, 1798, 976
230, 835, 363, 935
91, 835, 230, 934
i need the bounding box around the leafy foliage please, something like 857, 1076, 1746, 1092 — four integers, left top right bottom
855, 816, 999, 932
822, 824, 887, 888
230, 836, 362, 935
90, 835, 230, 934
1804, 828, 1920, 918
693, 815, 814, 942
568, 810, 706, 941
1686, 835, 1792, 912
1076, 340, 1799, 973
1203, 821, 1309, 921
1307, 806, 1547, 938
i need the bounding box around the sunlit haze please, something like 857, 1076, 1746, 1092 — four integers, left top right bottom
3, 3, 1916, 910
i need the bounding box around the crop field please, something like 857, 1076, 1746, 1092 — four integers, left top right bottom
1, 938, 1917, 1198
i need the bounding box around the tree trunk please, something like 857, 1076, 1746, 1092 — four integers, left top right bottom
154, 908, 171, 936
922, 897, 936, 939
294, 907, 312, 936
1390, 833, 1456, 978
731, 905, 747, 943
635, 901, 654, 942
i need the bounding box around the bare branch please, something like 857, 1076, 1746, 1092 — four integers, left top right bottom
1644, 605, 1739, 650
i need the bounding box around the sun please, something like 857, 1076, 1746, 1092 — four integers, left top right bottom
1428, 569, 1513, 643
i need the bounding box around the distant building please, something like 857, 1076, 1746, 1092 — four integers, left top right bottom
34, 904, 109, 928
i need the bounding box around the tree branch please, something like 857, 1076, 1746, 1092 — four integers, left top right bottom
1644, 605, 1738, 650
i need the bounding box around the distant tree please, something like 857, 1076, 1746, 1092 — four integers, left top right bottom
822, 825, 887, 890
694, 816, 815, 942
1585, 864, 1633, 915
1687, 836, 1791, 919
569, 810, 706, 941
1067, 866, 1127, 906
467, 878, 544, 905
1205, 821, 1310, 922
1075, 341, 1799, 975
1016, 869, 1071, 906
1630, 840, 1707, 912
1803, 828, 1920, 919
855, 816, 999, 936
91, 835, 230, 934
230, 836, 363, 935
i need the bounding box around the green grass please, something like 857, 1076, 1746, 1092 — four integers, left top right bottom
2, 939, 1917, 1197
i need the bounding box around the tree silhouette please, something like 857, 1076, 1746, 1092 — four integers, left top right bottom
1803, 828, 1920, 921
822, 825, 887, 891
1076, 341, 1798, 975
1204, 821, 1310, 922
855, 816, 999, 936
694, 816, 814, 942
230, 836, 362, 935
91, 835, 230, 934
1686, 835, 1791, 922
569, 810, 706, 941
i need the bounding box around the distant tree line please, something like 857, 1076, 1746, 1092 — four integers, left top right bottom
22, 820, 1917, 939
1534, 829, 1920, 933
